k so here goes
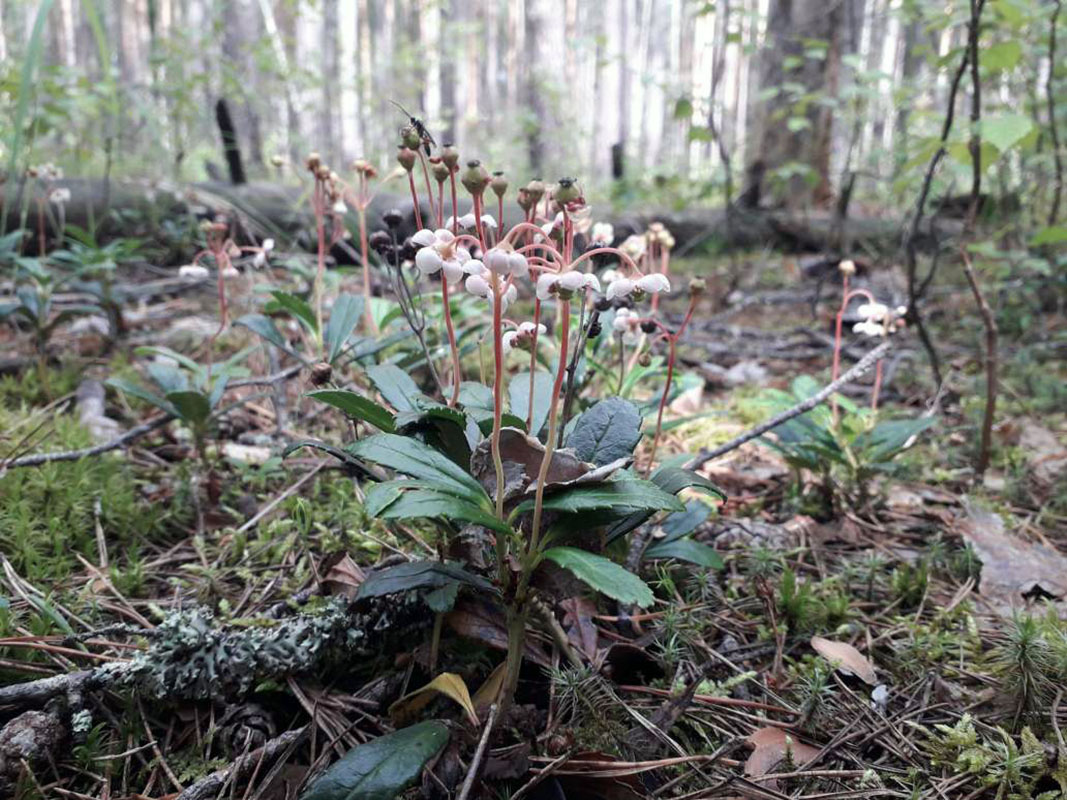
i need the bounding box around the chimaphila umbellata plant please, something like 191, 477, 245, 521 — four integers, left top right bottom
287, 130, 725, 714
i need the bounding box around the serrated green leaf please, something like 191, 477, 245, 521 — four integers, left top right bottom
566, 397, 642, 466
308, 390, 396, 432
541, 547, 654, 607
350, 434, 487, 504
660, 500, 713, 542
516, 477, 684, 516
377, 488, 512, 534
650, 466, 727, 501
367, 364, 425, 412
355, 561, 493, 600
300, 721, 450, 800
645, 538, 724, 568
324, 293, 365, 362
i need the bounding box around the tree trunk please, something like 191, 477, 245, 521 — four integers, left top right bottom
746, 0, 844, 210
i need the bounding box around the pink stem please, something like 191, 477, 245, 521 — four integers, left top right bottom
442, 276, 461, 407
408, 173, 423, 230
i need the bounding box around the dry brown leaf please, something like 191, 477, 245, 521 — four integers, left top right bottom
388, 672, 478, 726
319, 553, 365, 599
446, 598, 552, 666
810, 636, 877, 684
1018, 421, 1067, 496
744, 727, 821, 783
957, 501, 1067, 614
560, 596, 600, 660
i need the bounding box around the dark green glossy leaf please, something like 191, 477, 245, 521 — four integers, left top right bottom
355, 560, 493, 600
234, 313, 307, 363
660, 500, 712, 542
324, 293, 365, 362
541, 547, 654, 607
650, 466, 727, 501
300, 720, 450, 800
309, 390, 396, 432
165, 390, 212, 425
376, 488, 511, 535
515, 477, 685, 516
349, 434, 487, 504
566, 397, 642, 465
266, 290, 318, 333
367, 364, 425, 412
644, 538, 724, 568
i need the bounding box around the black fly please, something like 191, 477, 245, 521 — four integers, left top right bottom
390, 100, 436, 156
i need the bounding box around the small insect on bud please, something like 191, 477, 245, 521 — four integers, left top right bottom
306, 152, 321, 171
309, 362, 333, 387
383, 208, 404, 229
838, 259, 856, 276
441, 142, 460, 169
400, 124, 422, 151
640, 319, 657, 334
554, 177, 581, 205
526, 178, 546, 205
397, 146, 417, 173
638, 352, 653, 367
688, 277, 707, 297
461, 160, 491, 196
270, 154, 286, 167
491, 171, 508, 199
430, 158, 451, 184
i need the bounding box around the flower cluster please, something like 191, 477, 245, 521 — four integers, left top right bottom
854, 302, 907, 338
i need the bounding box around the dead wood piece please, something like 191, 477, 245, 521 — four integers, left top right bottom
176, 726, 307, 800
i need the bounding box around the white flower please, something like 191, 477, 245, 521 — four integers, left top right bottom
502, 321, 547, 354
466, 274, 490, 297
486, 248, 511, 274
536, 273, 558, 300
411, 229, 437, 247
179, 264, 210, 280
332, 200, 348, 215
413, 228, 464, 284
442, 260, 465, 284
252, 251, 267, 268
557, 271, 585, 293
464, 259, 486, 276
636, 273, 671, 295
49, 187, 71, 205
262, 238, 275, 253
612, 307, 643, 345
601, 269, 619, 284
503, 284, 518, 311
853, 319, 884, 338
857, 302, 889, 322
481, 214, 498, 229
221, 264, 240, 279
583, 274, 602, 293
591, 222, 614, 245
507, 252, 529, 278
619, 234, 647, 260
519, 321, 546, 336
606, 277, 635, 302
415, 246, 444, 276
502, 330, 520, 354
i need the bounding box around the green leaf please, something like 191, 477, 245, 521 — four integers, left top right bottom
165, 391, 212, 425
377, 488, 512, 535
660, 500, 713, 542
673, 97, 694, 119
516, 477, 685, 516
324, 293, 365, 362
300, 721, 450, 800
367, 364, 424, 412
854, 417, 935, 463
650, 466, 727, 501
980, 113, 1033, 153
1031, 226, 1067, 246
266, 290, 318, 334
541, 547, 654, 607
983, 40, 1022, 71
645, 538, 724, 568
423, 582, 460, 612
350, 434, 487, 504
308, 390, 396, 432
282, 439, 364, 468
509, 371, 552, 436
355, 561, 493, 600
106, 377, 175, 416
566, 397, 642, 466
234, 313, 307, 363
364, 481, 405, 516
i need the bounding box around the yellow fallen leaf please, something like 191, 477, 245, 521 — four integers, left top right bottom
388, 672, 478, 726
472, 662, 507, 714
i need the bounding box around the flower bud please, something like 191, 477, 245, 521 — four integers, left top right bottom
316, 165, 331, 181
397, 146, 417, 173
688, 278, 707, 297
383, 208, 403, 229
516, 187, 534, 212
309, 362, 333, 386
441, 143, 459, 169
461, 160, 491, 196
400, 124, 422, 151
554, 177, 581, 205
839, 259, 856, 276
638, 352, 652, 367
491, 171, 508, 199
306, 152, 321, 171
526, 179, 546, 205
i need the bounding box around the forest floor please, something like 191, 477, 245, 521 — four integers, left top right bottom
1, 244, 1066, 800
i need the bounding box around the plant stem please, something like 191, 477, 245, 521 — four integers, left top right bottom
646, 336, 676, 476
314, 179, 326, 341
407, 172, 423, 230
357, 206, 376, 334
961, 248, 998, 479
490, 278, 507, 521
500, 601, 529, 708
442, 276, 461, 406
527, 299, 542, 429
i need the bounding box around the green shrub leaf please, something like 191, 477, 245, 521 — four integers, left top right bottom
308, 390, 396, 432
350, 434, 488, 504
541, 547, 654, 607
355, 561, 493, 600
644, 538, 724, 568
565, 397, 642, 466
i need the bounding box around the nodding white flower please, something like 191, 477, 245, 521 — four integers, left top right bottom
332, 200, 348, 216
536, 273, 559, 300
502, 321, 547, 354
252, 251, 267, 268
503, 284, 518, 311
612, 307, 643, 345
466, 274, 490, 297
601, 269, 619, 284
507, 251, 529, 278
557, 271, 585, 293
606, 277, 635, 302
583, 274, 602, 293
853, 319, 885, 338
480, 214, 498, 229
221, 264, 240, 279
49, 187, 71, 205
486, 248, 510, 274
262, 238, 275, 253
464, 259, 486, 276
591, 222, 614, 245
412, 228, 465, 284
857, 302, 889, 322
636, 273, 671, 295
179, 264, 210, 280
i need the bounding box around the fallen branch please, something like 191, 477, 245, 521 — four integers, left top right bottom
176, 726, 307, 800
685, 339, 892, 471
0, 414, 174, 470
